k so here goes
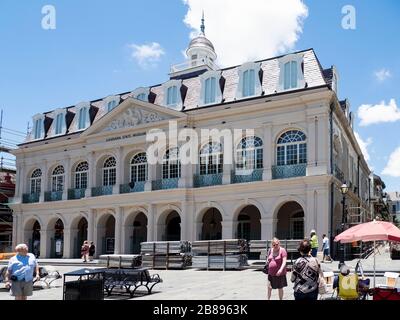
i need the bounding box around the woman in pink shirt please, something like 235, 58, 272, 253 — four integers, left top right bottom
266, 237, 288, 300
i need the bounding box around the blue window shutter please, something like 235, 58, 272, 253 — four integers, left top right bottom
243, 70, 249, 97
210, 77, 216, 103
205, 78, 210, 104
291, 61, 298, 88
167, 87, 172, 105
284, 62, 290, 90
249, 69, 255, 96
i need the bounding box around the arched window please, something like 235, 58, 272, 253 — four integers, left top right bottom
236, 136, 263, 170
78, 107, 89, 130
162, 148, 181, 179
75, 161, 89, 189
30, 169, 42, 194
277, 130, 307, 166
51, 165, 65, 192
199, 142, 223, 175
130, 153, 147, 182
103, 157, 116, 186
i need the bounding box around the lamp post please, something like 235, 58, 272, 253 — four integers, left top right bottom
339, 182, 349, 269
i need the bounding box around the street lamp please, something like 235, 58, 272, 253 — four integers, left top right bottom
339, 182, 349, 268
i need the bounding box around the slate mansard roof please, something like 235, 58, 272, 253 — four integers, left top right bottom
25, 48, 335, 143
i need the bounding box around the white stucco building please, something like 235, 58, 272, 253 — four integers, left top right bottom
10, 21, 371, 258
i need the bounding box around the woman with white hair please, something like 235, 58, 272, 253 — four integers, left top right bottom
4, 243, 40, 300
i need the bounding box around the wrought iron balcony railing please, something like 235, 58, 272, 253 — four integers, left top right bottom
22, 193, 40, 204
272, 164, 306, 180
119, 181, 146, 194
231, 169, 263, 184
44, 191, 63, 202
194, 173, 223, 188
152, 178, 179, 190
334, 164, 345, 183
68, 188, 86, 200
91, 186, 113, 197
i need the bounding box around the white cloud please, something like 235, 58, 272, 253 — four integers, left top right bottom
357, 99, 400, 126
354, 132, 372, 163
129, 42, 165, 68
374, 68, 391, 82
382, 147, 400, 177
182, 0, 308, 67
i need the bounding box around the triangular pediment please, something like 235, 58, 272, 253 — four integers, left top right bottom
82, 98, 187, 137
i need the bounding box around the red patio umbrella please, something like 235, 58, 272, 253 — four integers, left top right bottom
334, 220, 400, 287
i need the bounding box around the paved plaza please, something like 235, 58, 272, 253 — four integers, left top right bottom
0, 248, 398, 300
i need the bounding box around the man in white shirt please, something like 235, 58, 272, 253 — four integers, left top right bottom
322, 234, 332, 262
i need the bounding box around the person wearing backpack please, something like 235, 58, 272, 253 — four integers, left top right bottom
266, 237, 287, 300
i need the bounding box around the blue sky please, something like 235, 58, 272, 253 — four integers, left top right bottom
0, 0, 399, 191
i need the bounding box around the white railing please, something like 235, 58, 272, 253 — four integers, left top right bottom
170, 57, 218, 74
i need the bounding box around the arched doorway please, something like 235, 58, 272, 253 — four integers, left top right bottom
124, 212, 147, 254
32, 221, 41, 257
165, 211, 180, 241
235, 205, 261, 241
201, 208, 222, 240
52, 219, 64, 258
97, 214, 115, 255
276, 201, 304, 240
76, 217, 88, 258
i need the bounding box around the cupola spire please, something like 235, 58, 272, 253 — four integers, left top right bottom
200, 11, 205, 35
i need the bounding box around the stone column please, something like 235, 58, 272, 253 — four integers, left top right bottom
88, 209, 95, 247
40, 160, 48, 203
86, 151, 95, 198
63, 157, 71, 200
12, 212, 18, 248
39, 229, 52, 258
305, 188, 316, 238
260, 217, 276, 240
221, 220, 235, 239
145, 163, 156, 191
114, 207, 123, 254
114, 147, 123, 194
14, 163, 22, 200
63, 228, 77, 259
262, 123, 273, 180
195, 222, 202, 241
147, 204, 155, 242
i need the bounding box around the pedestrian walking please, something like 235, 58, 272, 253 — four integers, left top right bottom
322, 234, 331, 262
291, 239, 323, 300
81, 240, 89, 262
266, 237, 287, 300
310, 229, 319, 257
4, 243, 40, 300
88, 241, 95, 261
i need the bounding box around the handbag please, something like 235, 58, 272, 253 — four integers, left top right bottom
318, 274, 328, 294
262, 249, 271, 275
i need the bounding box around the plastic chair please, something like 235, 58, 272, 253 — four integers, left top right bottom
383, 272, 399, 289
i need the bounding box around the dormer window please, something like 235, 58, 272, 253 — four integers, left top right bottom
33, 115, 44, 140
132, 87, 150, 102
167, 86, 178, 105
162, 80, 182, 110
199, 70, 223, 106
284, 61, 298, 90
103, 95, 120, 113
107, 100, 117, 112
55, 113, 64, 135
278, 53, 305, 92
52, 109, 67, 136
236, 62, 262, 100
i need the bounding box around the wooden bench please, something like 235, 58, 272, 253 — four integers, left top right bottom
102, 267, 162, 298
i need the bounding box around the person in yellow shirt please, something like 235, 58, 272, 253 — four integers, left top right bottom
310, 230, 319, 257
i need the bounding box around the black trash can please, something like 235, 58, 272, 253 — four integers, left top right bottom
63, 268, 105, 300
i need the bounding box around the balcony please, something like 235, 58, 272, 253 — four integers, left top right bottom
120, 181, 145, 194
334, 164, 345, 183
272, 164, 306, 180
170, 57, 218, 75
152, 178, 179, 190
22, 193, 40, 204
68, 188, 86, 200
44, 191, 63, 202
232, 169, 263, 184
194, 173, 223, 188
91, 186, 113, 197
